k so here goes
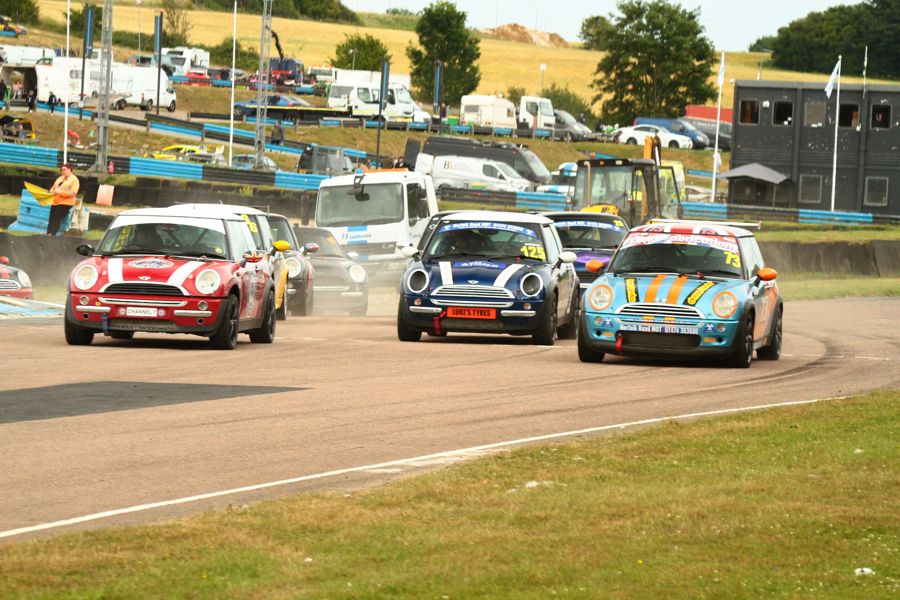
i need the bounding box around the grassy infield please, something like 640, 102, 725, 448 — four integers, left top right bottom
1, 391, 897, 598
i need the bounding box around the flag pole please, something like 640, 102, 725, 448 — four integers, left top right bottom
830, 55, 841, 212
711, 52, 724, 202
63, 0, 71, 165
228, 0, 237, 167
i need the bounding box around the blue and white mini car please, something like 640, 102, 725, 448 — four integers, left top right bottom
578, 220, 782, 367
397, 211, 579, 345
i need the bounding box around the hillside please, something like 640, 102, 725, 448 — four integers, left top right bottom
30, 1, 900, 114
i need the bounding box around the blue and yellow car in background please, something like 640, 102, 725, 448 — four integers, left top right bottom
578, 220, 782, 368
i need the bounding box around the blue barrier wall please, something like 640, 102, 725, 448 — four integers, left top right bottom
0, 143, 59, 169
274, 172, 328, 191
130, 156, 204, 180
8, 190, 72, 235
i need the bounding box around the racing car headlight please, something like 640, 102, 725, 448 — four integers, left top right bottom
712, 291, 738, 318
349, 264, 367, 284
285, 257, 302, 278
195, 269, 221, 295
17, 270, 32, 288
589, 284, 613, 311
72, 264, 98, 290
406, 269, 428, 293
520, 273, 543, 297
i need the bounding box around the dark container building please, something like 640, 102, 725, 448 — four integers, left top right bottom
728, 80, 900, 215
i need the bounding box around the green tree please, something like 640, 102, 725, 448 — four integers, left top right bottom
506, 86, 525, 108
543, 83, 595, 126
578, 15, 611, 51
589, 0, 715, 125
0, 0, 39, 25
330, 33, 391, 71
748, 35, 777, 52
295, 0, 360, 23
161, 0, 192, 47
406, 1, 481, 104
200, 37, 260, 71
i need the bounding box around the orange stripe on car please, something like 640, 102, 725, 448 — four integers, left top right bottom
644, 274, 667, 303
666, 275, 688, 304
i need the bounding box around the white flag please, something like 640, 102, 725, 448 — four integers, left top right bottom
824, 57, 841, 98
717, 52, 725, 88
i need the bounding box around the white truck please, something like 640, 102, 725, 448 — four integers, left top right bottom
415, 153, 531, 193
0, 45, 57, 66
30, 57, 92, 103
315, 170, 439, 278
327, 69, 429, 122
518, 95, 555, 130
459, 94, 517, 129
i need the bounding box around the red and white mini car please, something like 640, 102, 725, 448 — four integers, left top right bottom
65, 206, 285, 349
0, 255, 33, 299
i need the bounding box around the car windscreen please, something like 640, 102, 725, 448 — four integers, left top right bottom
519, 149, 550, 182
316, 183, 404, 227
495, 162, 521, 180
328, 85, 352, 99
608, 232, 743, 278
540, 100, 553, 117
295, 229, 345, 258
269, 216, 298, 246
98, 216, 228, 259
394, 87, 412, 103
424, 221, 547, 262
551, 218, 628, 250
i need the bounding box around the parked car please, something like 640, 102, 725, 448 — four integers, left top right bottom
294, 226, 369, 316
268, 214, 316, 316
634, 117, 710, 149
184, 68, 212, 86
683, 117, 732, 151
233, 94, 310, 118
544, 212, 629, 293
578, 219, 782, 367
146, 144, 222, 161
184, 152, 227, 167
64, 206, 283, 349
553, 110, 593, 142
0, 255, 32, 299
611, 124, 693, 149
417, 136, 551, 185
397, 210, 579, 345
231, 154, 278, 172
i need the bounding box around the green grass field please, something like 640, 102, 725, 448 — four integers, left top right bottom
1, 389, 897, 598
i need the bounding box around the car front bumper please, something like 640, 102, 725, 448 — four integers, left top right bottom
67, 293, 228, 336
581, 311, 740, 358
400, 295, 550, 335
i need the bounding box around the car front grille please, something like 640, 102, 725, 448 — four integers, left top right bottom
0, 280, 22, 290
441, 318, 508, 332
431, 285, 514, 308
618, 303, 703, 319
104, 283, 185, 296
109, 319, 181, 332
622, 332, 700, 349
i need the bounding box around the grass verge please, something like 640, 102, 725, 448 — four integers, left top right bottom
1, 389, 897, 598
776, 273, 900, 301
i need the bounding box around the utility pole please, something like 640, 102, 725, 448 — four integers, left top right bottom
92, 0, 114, 174
254, 0, 274, 170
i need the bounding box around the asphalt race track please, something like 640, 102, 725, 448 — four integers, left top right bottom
1, 297, 898, 542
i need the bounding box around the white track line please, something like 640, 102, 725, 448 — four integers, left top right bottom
0, 396, 846, 540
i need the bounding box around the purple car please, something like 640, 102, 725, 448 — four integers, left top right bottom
545, 212, 629, 293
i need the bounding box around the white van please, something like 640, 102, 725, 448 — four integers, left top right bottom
459, 94, 517, 129
107, 64, 176, 111
518, 95, 555, 129
315, 170, 439, 278
415, 153, 531, 193
327, 82, 428, 122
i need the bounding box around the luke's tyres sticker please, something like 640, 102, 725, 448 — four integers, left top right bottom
684, 281, 716, 306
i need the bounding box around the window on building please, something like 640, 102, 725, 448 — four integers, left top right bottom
839, 103, 860, 128
739, 100, 759, 124
864, 177, 889, 206
798, 175, 823, 204
804, 100, 826, 127
773, 102, 793, 126
871, 104, 891, 129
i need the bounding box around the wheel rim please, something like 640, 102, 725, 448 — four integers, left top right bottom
773, 314, 783, 350
266, 296, 275, 336
227, 301, 238, 345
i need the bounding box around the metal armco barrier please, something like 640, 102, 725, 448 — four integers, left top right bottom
681, 201, 899, 225
130, 156, 203, 180
0, 144, 59, 169
439, 187, 568, 212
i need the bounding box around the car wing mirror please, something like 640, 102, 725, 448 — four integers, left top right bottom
303, 242, 319, 254
585, 259, 604, 273
756, 267, 777, 282
273, 239, 291, 252
75, 243, 95, 257
347, 251, 359, 260
243, 253, 264, 264
399, 245, 419, 259
0, 255, 8, 265
558, 251, 577, 265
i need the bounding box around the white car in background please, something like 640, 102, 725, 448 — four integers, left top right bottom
612, 124, 693, 149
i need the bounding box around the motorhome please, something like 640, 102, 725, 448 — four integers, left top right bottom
315, 170, 439, 279
517, 95, 555, 130
415, 153, 531, 193
327, 70, 428, 122
161, 47, 210, 76
459, 94, 517, 129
